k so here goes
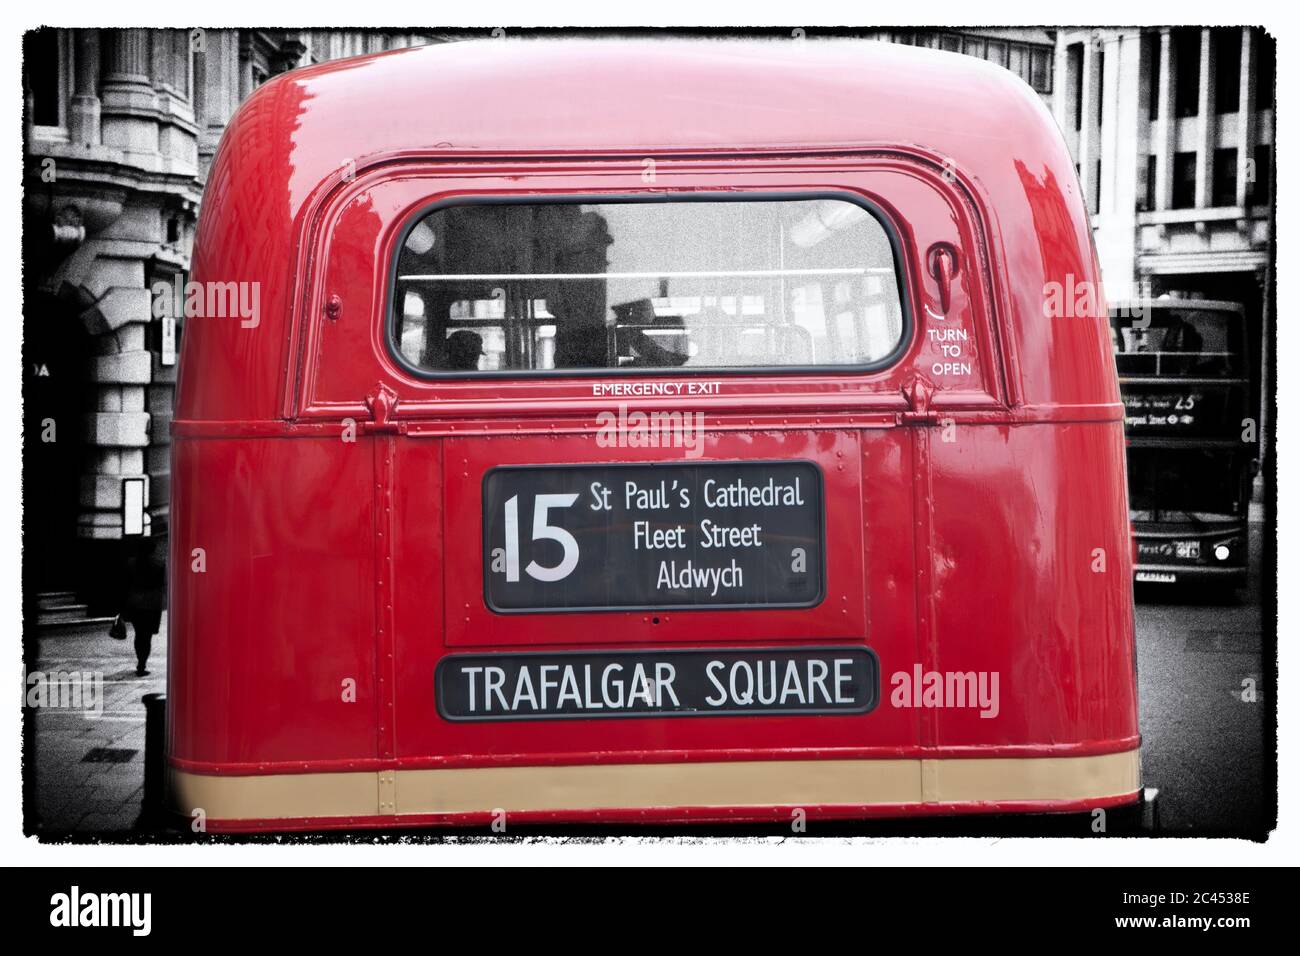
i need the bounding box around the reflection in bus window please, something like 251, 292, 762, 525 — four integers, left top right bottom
391, 198, 906, 373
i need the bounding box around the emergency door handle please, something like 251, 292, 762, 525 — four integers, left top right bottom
899, 375, 938, 426
364, 382, 401, 434
927, 244, 959, 316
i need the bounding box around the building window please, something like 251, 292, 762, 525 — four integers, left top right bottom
1068, 43, 1083, 131
1009, 44, 1026, 85
1003, 42, 1054, 95
1255, 30, 1275, 111
1212, 148, 1238, 207
1096, 48, 1106, 127
23, 28, 61, 128
1146, 32, 1161, 119
390, 196, 908, 375
1173, 28, 1202, 118
1029, 47, 1053, 94
1214, 28, 1242, 113
892, 32, 1054, 95
1143, 155, 1157, 212
1172, 152, 1198, 209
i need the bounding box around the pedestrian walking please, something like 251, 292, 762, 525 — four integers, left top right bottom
121, 536, 166, 677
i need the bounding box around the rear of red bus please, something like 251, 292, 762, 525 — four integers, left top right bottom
167, 40, 1140, 830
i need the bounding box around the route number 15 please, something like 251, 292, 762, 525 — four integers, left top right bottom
502, 494, 580, 583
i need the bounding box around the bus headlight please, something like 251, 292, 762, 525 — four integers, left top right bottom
1214, 544, 1231, 562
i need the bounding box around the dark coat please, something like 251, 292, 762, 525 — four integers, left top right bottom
123, 537, 167, 614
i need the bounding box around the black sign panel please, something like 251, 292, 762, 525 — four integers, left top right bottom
482, 461, 823, 612
1121, 383, 1243, 437
435, 646, 878, 721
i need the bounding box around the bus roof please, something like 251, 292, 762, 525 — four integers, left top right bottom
237, 37, 1052, 160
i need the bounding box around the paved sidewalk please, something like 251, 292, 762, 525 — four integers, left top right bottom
27, 619, 167, 836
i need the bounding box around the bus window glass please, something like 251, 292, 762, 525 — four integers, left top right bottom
391, 198, 906, 373
1126, 447, 1245, 515
1111, 307, 1243, 378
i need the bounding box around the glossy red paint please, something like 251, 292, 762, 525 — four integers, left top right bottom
172, 39, 1139, 829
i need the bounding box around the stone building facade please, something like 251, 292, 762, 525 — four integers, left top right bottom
1054, 27, 1276, 476
865, 27, 1057, 107
23, 29, 439, 622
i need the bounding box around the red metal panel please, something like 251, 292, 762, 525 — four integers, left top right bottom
168, 436, 378, 766
926, 422, 1140, 748
389, 426, 921, 764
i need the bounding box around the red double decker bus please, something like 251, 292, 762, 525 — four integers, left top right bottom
168, 39, 1141, 830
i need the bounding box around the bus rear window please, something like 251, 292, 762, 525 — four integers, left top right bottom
390, 196, 907, 374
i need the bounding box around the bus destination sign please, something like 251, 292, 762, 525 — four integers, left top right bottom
482, 461, 824, 612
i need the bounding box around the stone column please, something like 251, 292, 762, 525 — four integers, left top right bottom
238, 33, 257, 101
76, 256, 154, 540
197, 30, 241, 175
1236, 28, 1258, 208
1092, 31, 1145, 302
73, 28, 174, 539
68, 29, 102, 147
102, 28, 151, 85
1051, 38, 1072, 136
100, 30, 158, 166
1193, 28, 1216, 209
1078, 36, 1103, 215
1152, 29, 1176, 212
1097, 33, 1122, 217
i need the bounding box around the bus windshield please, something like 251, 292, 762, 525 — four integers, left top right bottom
1111, 305, 1244, 378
